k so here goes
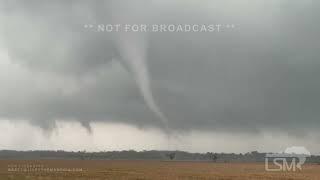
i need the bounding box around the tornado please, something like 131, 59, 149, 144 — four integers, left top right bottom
113, 33, 169, 133
109, 1, 169, 134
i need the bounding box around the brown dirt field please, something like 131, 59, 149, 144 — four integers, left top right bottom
0, 160, 319, 180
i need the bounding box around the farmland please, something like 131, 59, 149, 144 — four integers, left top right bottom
0, 160, 319, 180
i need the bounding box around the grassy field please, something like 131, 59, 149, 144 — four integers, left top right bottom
0, 160, 319, 180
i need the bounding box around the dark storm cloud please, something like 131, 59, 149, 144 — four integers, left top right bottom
0, 0, 319, 134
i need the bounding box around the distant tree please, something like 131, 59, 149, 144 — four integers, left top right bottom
207, 152, 218, 162
250, 151, 259, 155
79, 150, 87, 160
166, 152, 176, 160
213, 154, 218, 162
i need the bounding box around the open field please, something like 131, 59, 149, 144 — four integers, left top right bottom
0, 160, 319, 180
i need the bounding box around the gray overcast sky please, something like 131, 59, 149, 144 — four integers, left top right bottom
0, 0, 319, 153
